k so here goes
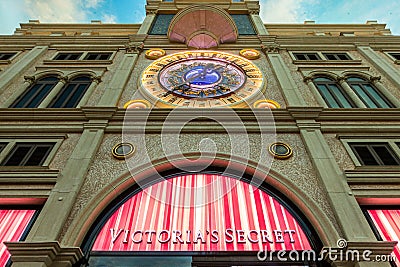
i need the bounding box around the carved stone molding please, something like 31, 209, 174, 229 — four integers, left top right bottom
248, 9, 260, 15
125, 42, 144, 54
59, 76, 69, 84
370, 76, 382, 83
91, 76, 102, 84
261, 44, 280, 54
5, 241, 83, 267
23, 75, 35, 85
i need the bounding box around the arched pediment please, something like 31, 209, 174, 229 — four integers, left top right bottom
168, 5, 238, 48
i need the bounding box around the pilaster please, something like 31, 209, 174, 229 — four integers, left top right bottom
288, 107, 378, 244
97, 39, 144, 106
262, 45, 306, 106
0, 46, 48, 91
357, 45, 400, 90
24, 108, 116, 242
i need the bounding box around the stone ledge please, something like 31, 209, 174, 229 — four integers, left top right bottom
5, 241, 83, 267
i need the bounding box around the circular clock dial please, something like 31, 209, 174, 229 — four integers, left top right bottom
141, 51, 264, 108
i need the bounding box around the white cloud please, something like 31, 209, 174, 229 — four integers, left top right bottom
84, 0, 104, 8
259, 0, 316, 23
102, 14, 116, 23
24, 0, 86, 22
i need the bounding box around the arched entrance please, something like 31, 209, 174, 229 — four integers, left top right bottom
80, 173, 323, 266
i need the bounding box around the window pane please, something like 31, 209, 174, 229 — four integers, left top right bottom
352, 146, 379, 165
149, 14, 174, 35
25, 145, 53, 166
337, 54, 350, 60
317, 84, 339, 108
26, 84, 54, 108
350, 84, 378, 108
329, 84, 353, 108
49, 84, 75, 108
2, 145, 31, 166
64, 84, 88, 108
364, 84, 391, 108
347, 77, 365, 82
314, 77, 332, 82
0, 143, 7, 153
0, 53, 16, 60
307, 54, 319, 60
372, 146, 399, 165
294, 54, 306, 60
325, 54, 337, 60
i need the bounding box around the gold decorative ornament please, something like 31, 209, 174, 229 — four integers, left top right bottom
253, 99, 281, 109
124, 99, 151, 109
268, 142, 293, 160
239, 49, 260, 60
145, 49, 166, 60
112, 143, 135, 160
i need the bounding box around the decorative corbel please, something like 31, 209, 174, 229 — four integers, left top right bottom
261, 44, 280, 54
23, 75, 36, 85
125, 42, 144, 54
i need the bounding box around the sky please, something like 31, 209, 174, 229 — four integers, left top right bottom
0, 0, 399, 35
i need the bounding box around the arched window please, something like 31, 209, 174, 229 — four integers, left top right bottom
10, 76, 58, 108
347, 77, 394, 108
48, 76, 91, 108
313, 77, 355, 108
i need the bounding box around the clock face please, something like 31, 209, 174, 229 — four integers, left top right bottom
140, 51, 264, 108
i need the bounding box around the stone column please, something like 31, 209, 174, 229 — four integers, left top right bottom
24, 108, 116, 242
369, 76, 400, 107
98, 42, 143, 106
38, 76, 68, 108
137, 12, 156, 35
303, 77, 329, 108
262, 45, 306, 106
76, 76, 102, 108
337, 77, 367, 108
357, 45, 400, 89
249, 9, 268, 35
0, 46, 48, 91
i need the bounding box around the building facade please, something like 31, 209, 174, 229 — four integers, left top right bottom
0, 0, 399, 266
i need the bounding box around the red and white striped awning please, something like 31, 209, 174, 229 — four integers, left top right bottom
368, 209, 400, 265
0, 209, 36, 265
93, 174, 312, 252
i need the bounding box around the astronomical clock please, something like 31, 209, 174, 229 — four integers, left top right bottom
140, 50, 264, 108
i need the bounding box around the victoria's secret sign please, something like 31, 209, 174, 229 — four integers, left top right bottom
110, 228, 297, 245
93, 175, 312, 251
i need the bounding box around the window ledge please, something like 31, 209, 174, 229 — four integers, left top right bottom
346, 167, 400, 184
0, 167, 58, 180
43, 60, 112, 65
293, 59, 362, 65
0, 60, 12, 64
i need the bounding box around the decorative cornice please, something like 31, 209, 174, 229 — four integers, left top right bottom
248, 9, 259, 15
369, 76, 381, 83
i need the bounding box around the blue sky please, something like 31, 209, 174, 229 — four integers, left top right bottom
0, 0, 399, 35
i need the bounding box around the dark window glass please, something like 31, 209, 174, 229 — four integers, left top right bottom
48, 76, 91, 108
389, 53, 400, 60
0, 53, 17, 60
293, 53, 321, 60
149, 14, 174, 35
84, 53, 112, 60
322, 53, 351, 60
231, 15, 256, 35
349, 143, 400, 166
1, 143, 55, 166
347, 77, 394, 108
313, 77, 355, 108
10, 77, 58, 108
54, 53, 83, 60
